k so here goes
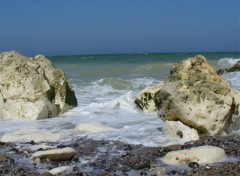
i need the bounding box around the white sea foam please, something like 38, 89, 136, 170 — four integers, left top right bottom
1, 57, 240, 147
60, 76, 185, 146
217, 58, 240, 69
223, 72, 240, 90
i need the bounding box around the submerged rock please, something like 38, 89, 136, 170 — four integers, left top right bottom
162, 145, 225, 165
75, 122, 116, 133
31, 147, 77, 163
0, 51, 77, 120
154, 55, 240, 135
163, 120, 199, 142
0, 128, 61, 143
217, 60, 240, 75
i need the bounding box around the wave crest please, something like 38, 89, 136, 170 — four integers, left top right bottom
217, 58, 240, 69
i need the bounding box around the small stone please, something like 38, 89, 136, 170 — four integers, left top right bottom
31, 147, 77, 163
162, 145, 226, 165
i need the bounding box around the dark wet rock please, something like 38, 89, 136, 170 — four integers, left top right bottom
188, 162, 199, 169
40, 172, 54, 176
217, 60, 240, 75
0, 141, 6, 145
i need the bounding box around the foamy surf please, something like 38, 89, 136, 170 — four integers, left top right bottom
1, 54, 240, 148
217, 58, 240, 69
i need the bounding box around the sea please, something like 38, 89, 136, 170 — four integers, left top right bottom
0, 52, 240, 147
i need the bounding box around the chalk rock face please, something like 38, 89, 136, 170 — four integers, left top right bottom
0, 51, 77, 120
154, 55, 240, 135
0, 128, 61, 143
163, 120, 199, 142
217, 60, 240, 75
31, 147, 77, 163
162, 145, 225, 165
135, 83, 164, 112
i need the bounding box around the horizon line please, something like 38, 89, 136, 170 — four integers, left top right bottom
46, 50, 240, 57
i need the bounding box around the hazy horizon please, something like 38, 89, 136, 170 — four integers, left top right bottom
0, 0, 239, 56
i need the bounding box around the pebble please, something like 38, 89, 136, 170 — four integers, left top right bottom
31, 147, 77, 163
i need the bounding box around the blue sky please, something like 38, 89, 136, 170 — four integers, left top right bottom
0, 0, 239, 56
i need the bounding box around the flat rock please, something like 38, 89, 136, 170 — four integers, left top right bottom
48, 165, 73, 175
75, 122, 116, 133
162, 145, 226, 165
1, 128, 61, 143
154, 55, 240, 135
163, 120, 199, 142
31, 147, 77, 163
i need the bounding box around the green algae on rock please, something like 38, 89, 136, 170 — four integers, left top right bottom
217, 60, 240, 75
135, 82, 164, 112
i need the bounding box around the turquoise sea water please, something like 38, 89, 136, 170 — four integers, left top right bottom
0, 52, 240, 146
49, 52, 240, 82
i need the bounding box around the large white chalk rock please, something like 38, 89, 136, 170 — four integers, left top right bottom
163, 120, 199, 142
154, 55, 240, 135
0, 51, 77, 120
31, 147, 77, 163
75, 123, 116, 133
162, 145, 225, 165
135, 83, 164, 112
0, 128, 61, 143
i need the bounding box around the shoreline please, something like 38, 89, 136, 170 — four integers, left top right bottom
0, 134, 239, 175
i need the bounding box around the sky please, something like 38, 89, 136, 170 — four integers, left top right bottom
0, 0, 239, 56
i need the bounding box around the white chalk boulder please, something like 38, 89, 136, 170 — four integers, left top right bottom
163, 120, 199, 142
31, 147, 77, 163
162, 145, 225, 165
0, 51, 77, 120
0, 128, 61, 143
155, 55, 240, 135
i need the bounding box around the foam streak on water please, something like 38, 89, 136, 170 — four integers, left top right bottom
0, 53, 240, 146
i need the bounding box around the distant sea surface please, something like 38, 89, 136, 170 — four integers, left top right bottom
1, 52, 240, 146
